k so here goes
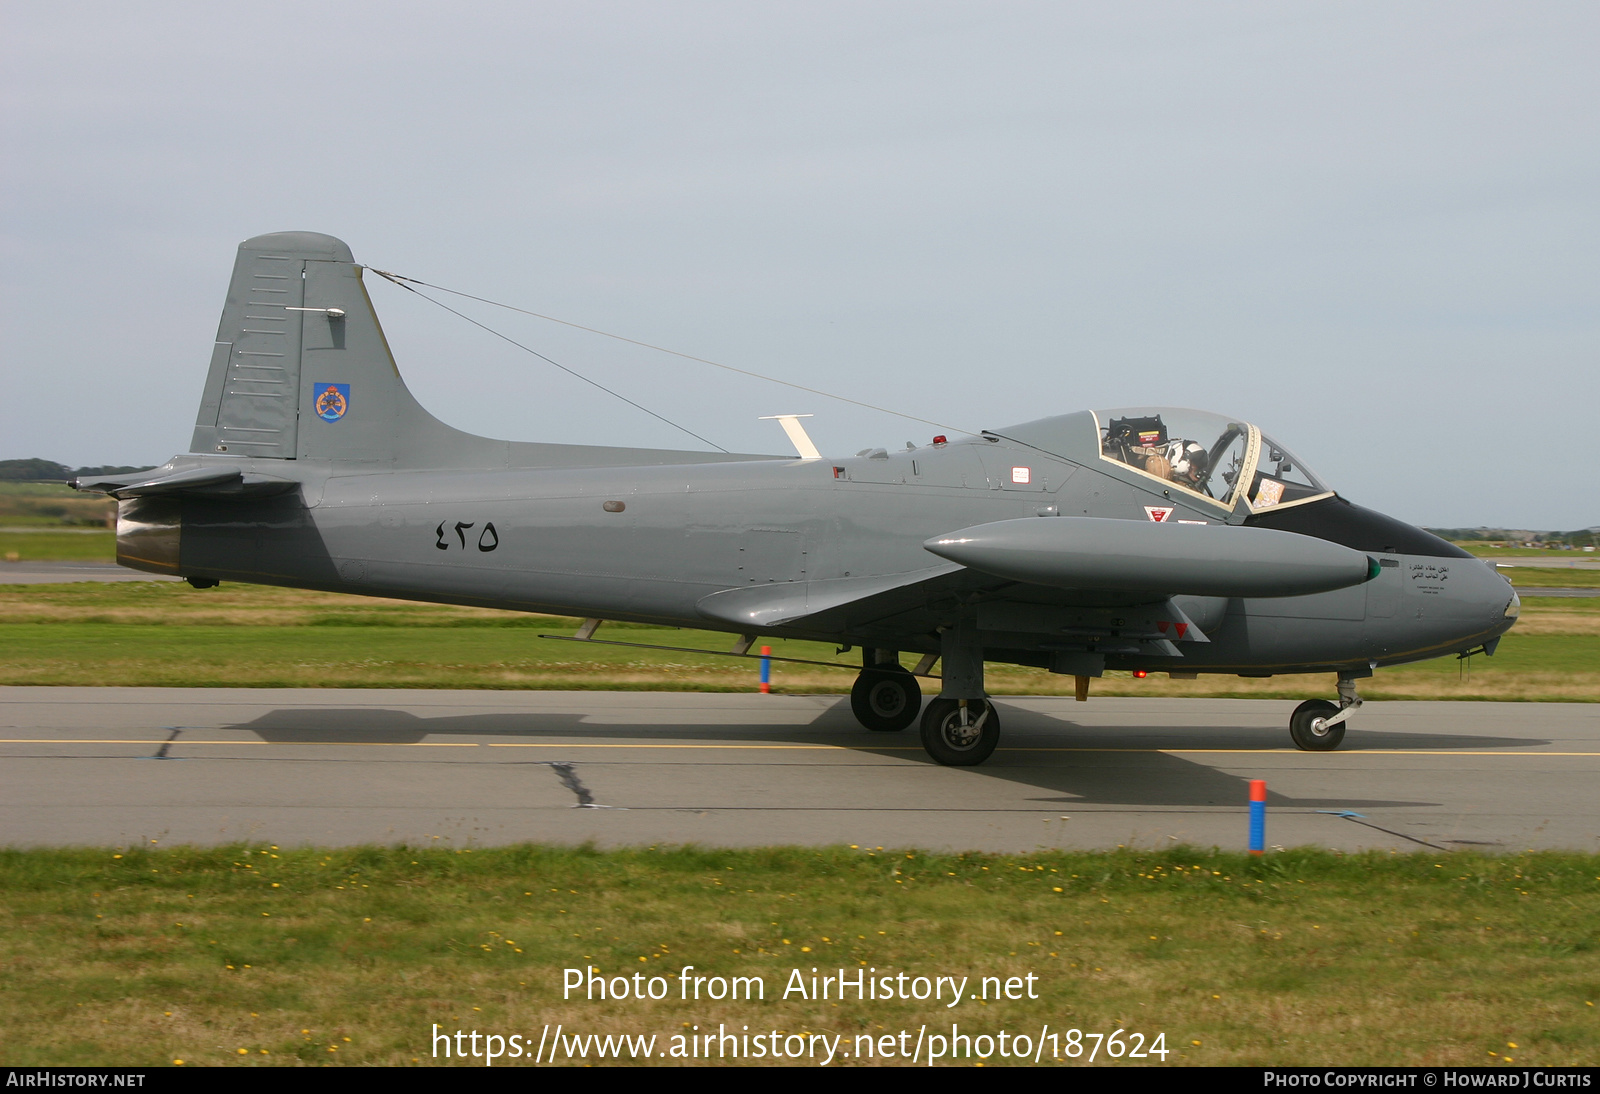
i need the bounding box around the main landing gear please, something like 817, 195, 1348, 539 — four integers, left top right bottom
1289, 672, 1364, 751
849, 632, 1002, 766
850, 657, 922, 732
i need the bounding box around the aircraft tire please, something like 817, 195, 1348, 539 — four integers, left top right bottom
851, 665, 921, 732
1289, 699, 1344, 751
920, 697, 1000, 766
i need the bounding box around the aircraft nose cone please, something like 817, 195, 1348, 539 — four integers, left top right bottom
1402, 556, 1520, 655
1453, 558, 1521, 643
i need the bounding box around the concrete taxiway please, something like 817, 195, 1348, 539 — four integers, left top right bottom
2, 688, 1596, 853
0, 561, 181, 584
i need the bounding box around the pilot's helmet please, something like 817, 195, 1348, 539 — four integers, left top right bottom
1167, 440, 1209, 483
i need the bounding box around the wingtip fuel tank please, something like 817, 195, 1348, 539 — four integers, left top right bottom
924, 517, 1375, 599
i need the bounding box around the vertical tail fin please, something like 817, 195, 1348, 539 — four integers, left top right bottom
187, 231, 770, 471
191, 230, 447, 465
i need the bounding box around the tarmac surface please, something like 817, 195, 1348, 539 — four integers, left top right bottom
2, 687, 1596, 853
1490, 557, 1600, 568
0, 561, 181, 584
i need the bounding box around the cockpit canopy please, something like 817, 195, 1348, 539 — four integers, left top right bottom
993, 407, 1334, 516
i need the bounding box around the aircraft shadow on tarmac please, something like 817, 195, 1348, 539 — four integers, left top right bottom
231, 700, 1550, 811
973, 750, 1426, 811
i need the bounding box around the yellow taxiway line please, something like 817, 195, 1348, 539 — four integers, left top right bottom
0, 739, 1598, 757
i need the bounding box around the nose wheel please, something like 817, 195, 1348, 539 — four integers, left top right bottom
1289, 699, 1344, 750
920, 697, 1000, 766
1289, 673, 1364, 751
850, 664, 922, 732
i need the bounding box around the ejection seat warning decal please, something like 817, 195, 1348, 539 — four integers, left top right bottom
1144, 506, 1174, 522
313, 383, 350, 422
1011, 466, 1031, 484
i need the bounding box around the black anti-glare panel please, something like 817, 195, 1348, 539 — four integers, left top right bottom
1246, 496, 1473, 559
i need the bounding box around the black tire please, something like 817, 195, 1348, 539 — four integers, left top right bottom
1290, 699, 1345, 751
850, 665, 921, 732
919, 697, 1000, 766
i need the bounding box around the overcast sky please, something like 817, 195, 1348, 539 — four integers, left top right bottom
3, 2, 1596, 528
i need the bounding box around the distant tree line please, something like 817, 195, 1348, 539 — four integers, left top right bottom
0, 459, 156, 482
1427, 527, 1597, 548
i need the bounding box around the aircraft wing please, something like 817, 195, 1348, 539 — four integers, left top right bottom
695, 557, 1219, 658
696, 564, 969, 630
698, 516, 1375, 648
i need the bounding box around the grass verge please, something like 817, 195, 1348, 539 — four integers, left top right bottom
2, 845, 1596, 1067
0, 530, 115, 561
0, 481, 115, 529
1, 581, 1595, 699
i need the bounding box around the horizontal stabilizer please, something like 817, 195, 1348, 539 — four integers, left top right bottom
925, 517, 1374, 599
73, 464, 296, 499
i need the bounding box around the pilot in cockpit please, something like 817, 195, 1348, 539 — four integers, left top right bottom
1163, 439, 1211, 494
1103, 415, 1212, 495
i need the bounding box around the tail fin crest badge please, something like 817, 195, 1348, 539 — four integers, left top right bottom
314, 383, 350, 422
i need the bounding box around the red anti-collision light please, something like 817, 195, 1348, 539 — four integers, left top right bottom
932, 435, 947, 445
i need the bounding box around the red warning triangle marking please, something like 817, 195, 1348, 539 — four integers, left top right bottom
1144, 506, 1174, 522
1156, 620, 1170, 633
1175, 622, 1189, 639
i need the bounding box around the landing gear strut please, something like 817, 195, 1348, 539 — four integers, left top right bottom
1289, 673, 1364, 751
916, 623, 1000, 766
850, 654, 921, 732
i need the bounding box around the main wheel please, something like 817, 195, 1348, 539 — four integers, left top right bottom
1289, 699, 1345, 751
850, 665, 921, 732
920, 697, 1000, 766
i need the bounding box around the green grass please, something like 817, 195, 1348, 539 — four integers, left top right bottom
0, 529, 115, 561
0, 481, 114, 529
1461, 544, 1597, 558
0, 622, 1593, 699
1504, 567, 1600, 588
1, 845, 1595, 1067
0, 622, 855, 690
0, 580, 1594, 699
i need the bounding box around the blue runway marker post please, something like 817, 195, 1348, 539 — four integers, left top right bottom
1248, 779, 1267, 855
759, 645, 772, 694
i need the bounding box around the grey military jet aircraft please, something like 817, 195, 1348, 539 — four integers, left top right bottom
78, 232, 1521, 766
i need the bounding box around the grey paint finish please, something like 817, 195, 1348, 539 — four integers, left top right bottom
77, 232, 1525, 761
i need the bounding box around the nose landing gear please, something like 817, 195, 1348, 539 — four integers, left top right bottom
1289, 672, 1365, 751
920, 697, 1000, 766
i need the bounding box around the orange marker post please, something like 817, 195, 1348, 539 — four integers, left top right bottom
759, 645, 772, 694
